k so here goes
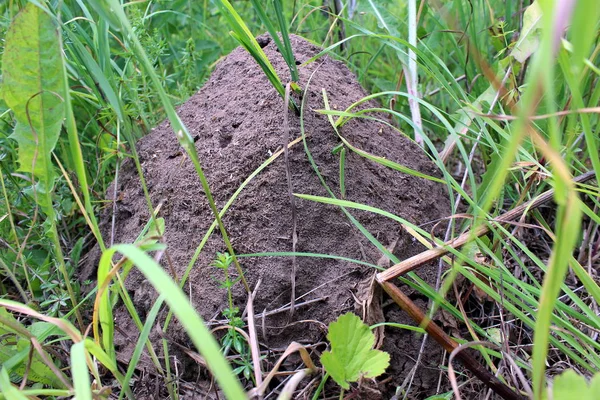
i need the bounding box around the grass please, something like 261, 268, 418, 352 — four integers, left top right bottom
0, 0, 599, 399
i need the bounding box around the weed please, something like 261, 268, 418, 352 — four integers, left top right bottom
211, 252, 254, 380
321, 312, 390, 393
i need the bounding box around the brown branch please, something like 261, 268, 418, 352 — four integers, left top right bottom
378, 281, 526, 400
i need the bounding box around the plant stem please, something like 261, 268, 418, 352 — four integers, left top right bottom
45, 195, 84, 330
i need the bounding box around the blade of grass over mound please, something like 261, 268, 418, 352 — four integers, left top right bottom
273, 0, 299, 82
98, 245, 246, 399
119, 295, 165, 400
214, 0, 297, 111
97, 0, 249, 294
249, 0, 299, 81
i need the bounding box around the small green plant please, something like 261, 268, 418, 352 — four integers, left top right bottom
214, 0, 299, 111
211, 252, 242, 329
321, 312, 390, 391
551, 370, 600, 400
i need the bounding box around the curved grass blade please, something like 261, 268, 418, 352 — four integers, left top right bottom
98, 245, 246, 399
70, 342, 92, 400
104, 0, 250, 295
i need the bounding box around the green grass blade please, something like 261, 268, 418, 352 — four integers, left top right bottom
118, 295, 165, 400
339, 146, 346, 198
273, 0, 299, 81
0, 368, 29, 400
70, 342, 92, 400
215, 0, 286, 97
99, 245, 246, 399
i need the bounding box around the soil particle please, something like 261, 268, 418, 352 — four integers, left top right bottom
100, 35, 451, 397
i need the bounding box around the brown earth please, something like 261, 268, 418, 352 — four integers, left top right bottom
94, 35, 452, 398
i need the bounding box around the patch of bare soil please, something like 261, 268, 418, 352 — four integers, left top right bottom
96, 35, 451, 398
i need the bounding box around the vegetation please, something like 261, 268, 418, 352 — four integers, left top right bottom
0, 0, 599, 399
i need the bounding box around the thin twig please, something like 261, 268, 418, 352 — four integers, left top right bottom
283, 83, 299, 318
247, 279, 263, 396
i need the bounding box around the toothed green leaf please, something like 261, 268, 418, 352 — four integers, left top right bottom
321, 312, 390, 389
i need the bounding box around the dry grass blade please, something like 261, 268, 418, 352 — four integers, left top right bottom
247, 342, 317, 398
377, 170, 597, 282
447, 341, 524, 400
276, 368, 310, 400
0, 300, 82, 342
247, 280, 264, 392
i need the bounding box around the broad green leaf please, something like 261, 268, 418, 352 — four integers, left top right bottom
1, 3, 65, 203
0, 309, 61, 387
28, 322, 63, 340
552, 370, 600, 400
16, 339, 67, 388
320, 313, 390, 389
511, 1, 543, 63
364, 0, 401, 37
590, 373, 600, 395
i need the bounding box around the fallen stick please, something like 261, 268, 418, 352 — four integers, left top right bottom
377, 171, 596, 283
378, 280, 526, 400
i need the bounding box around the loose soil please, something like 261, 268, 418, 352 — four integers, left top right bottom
94, 35, 451, 398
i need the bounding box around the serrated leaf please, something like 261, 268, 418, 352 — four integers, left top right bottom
15, 339, 66, 388
321, 313, 390, 389
1, 3, 66, 204
0, 309, 66, 388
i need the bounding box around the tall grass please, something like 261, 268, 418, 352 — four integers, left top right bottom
0, 1, 598, 399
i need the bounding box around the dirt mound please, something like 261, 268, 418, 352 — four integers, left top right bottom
102, 35, 450, 397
